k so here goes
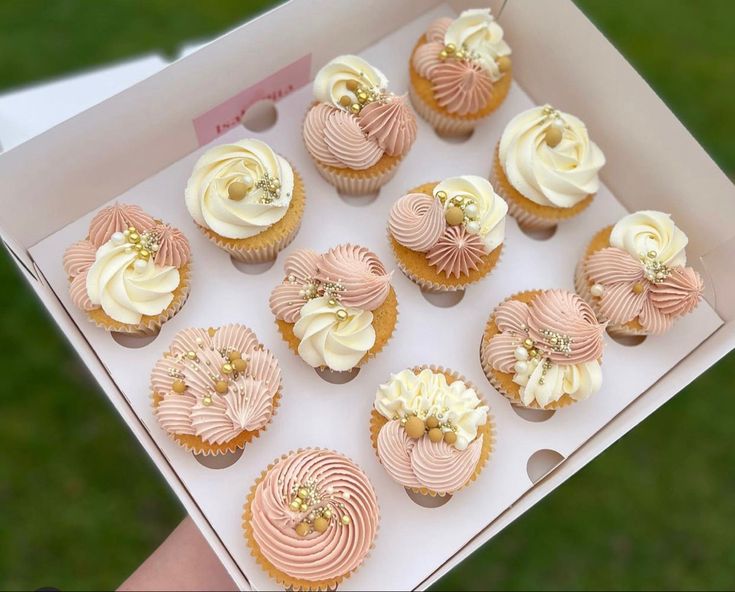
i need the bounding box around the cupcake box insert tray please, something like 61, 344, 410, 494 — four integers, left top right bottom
2, 1, 734, 590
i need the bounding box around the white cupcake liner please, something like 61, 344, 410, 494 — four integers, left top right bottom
206, 219, 302, 264
313, 157, 401, 196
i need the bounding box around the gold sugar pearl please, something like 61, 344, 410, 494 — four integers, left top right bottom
341, 515, 351, 525
221, 363, 233, 374
428, 427, 443, 443
336, 309, 348, 321
313, 516, 329, 533
228, 182, 248, 201
295, 522, 310, 537
300, 503, 308, 512
545, 124, 563, 148
497, 55, 511, 73
232, 358, 247, 373
298, 488, 309, 500
523, 338, 534, 349
435, 190, 447, 202
426, 416, 439, 429
443, 431, 457, 445
445, 43, 456, 54
227, 350, 241, 361
404, 415, 425, 439
186, 351, 197, 360
289, 499, 302, 512
632, 282, 646, 295
172, 379, 187, 394
445, 206, 464, 226
339, 95, 352, 107
439, 49, 448, 59
139, 249, 150, 259
202, 396, 212, 406
356, 90, 368, 104
208, 327, 217, 337
350, 103, 361, 114
129, 232, 140, 242
215, 380, 229, 394
322, 508, 332, 519
345, 79, 359, 92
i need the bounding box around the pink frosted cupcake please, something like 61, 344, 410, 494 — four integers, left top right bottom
481, 289, 606, 409
151, 324, 282, 456
575, 210, 704, 337
62, 203, 191, 335
303, 55, 417, 195
269, 245, 398, 374
243, 448, 379, 590
409, 9, 512, 136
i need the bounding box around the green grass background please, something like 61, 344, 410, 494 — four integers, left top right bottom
0, 1, 733, 590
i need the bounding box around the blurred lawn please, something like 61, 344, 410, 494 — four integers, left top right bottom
0, 1, 733, 590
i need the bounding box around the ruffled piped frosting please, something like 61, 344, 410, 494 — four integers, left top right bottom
358, 95, 417, 156
88, 203, 155, 247
151, 325, 280, 447
388, 193, 446, 252
426, 225, 486, 278
153, 224, 191, 267
249, 448, 379, 584
431, 60, 493, 116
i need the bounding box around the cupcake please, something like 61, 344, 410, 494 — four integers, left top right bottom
269, 245, 398, 374
370, 366, 492, 497
303, 55, 417, 195
575, 210, 704, 337
151, 324, 281, 456
185, 138, 305, 262
409, 9, 512, 136
388, 175, 507, 291
492, 104, 606, 231
62, 203, 191, 335
481, 289, 606, 409
243, 448, 379, 590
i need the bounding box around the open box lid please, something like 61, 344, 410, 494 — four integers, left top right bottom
1, 1, 734, 589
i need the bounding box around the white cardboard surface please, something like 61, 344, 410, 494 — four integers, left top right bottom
27, 5, 724, 590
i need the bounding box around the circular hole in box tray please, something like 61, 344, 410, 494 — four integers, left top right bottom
337, 188, 381, 206
526, 449, 565, 484
193, 448, 243, 469
241, 99, 278, 132
606, 329, 647, 347
517, 223, 557, 241
420, 287, 465, 308
435, 127, 474, 143
111, 330, 159, 348
230, 255, 277, 275
404, 487, 452, 508
314, 366, 361, 384
511, 404, 556, 423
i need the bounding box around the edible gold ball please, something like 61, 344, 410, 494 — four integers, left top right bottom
215, 380, 229, 394
341, 515, 351, 525
129, 232, 140, 242
339, 95, 352, 107
356, 90, 368, 104
523, 338, 534, 349
545, 124, 563, 148
228, 182, 248, 201
289, 499, 302, 511
139, 249, 150, 259
455, 49, 465, 59
436, 190, 447, 202
298, 488, 309, 500
300, 503, 308, 512
426, 416, 439, 429
346, 79, 359, 91
439, 49, 448, 59
497, 55, 512, 73
172, 379, 187, 394
404, 415, 425, 439
202, 396, 212, 406
186, 351, 197, 360
445, 206, 465, 226
322, 509, 332, 519
232, 358, 247, 373
443, 431, 457, 445
313, 516, 329, 533
227, 350, 241, 361
336, 309, 348, 321
428, 427, 443, 443
350, 103, 361, 114
445, 43, 456, 54
295, 522, 310, 537
222, 363, 233, 374
632, 282, 645, 295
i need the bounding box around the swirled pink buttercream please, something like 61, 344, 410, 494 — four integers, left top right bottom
412, 41, 444, 78
70, 270, 95, 311
527, 290, 605, 364
153, 224, 191, 267
430, 60, 493, 116
63, 239, 96, 277
151, 325, 280, 446
316, 244, 392, 311
303, 104, 344, 168
426, 17, 452, 43
426, 225, 486, 278
358, 95, 417, 157
323, 110, 383, 170
389, 192, 446, 252
88, 203, 155, 247
376, 420, 421, 489
269, 249, 321, 322
650, 267, 703, 318
249, 449, 379, 583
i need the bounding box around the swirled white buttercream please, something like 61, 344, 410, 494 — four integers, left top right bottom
375, 368, 488, 450
444, 9, 510, 81
512, 356, 602, 408
85, 238, 180, 324
185, 138, 294, 239
292, 296, 375, 371
313, 54, 388, 109
498, 105, 606, 208
433, 175, 507, 252
609, 210, 688, 267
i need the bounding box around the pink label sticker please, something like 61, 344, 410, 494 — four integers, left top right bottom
193, 54, 312, 146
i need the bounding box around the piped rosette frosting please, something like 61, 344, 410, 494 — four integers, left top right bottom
245, 448, 379, 588
62, 203, 191, 328
372, 367, 491, 496
151, 325, 281, 454
411, 9, 511, 115
579, 211, 704, 334
303, 55, 417, 170
388, 176, 507, 280
269, 245, 396, 372
482, 290, 606, 409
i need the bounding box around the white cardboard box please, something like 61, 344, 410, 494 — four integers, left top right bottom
1, 1, 734, 590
